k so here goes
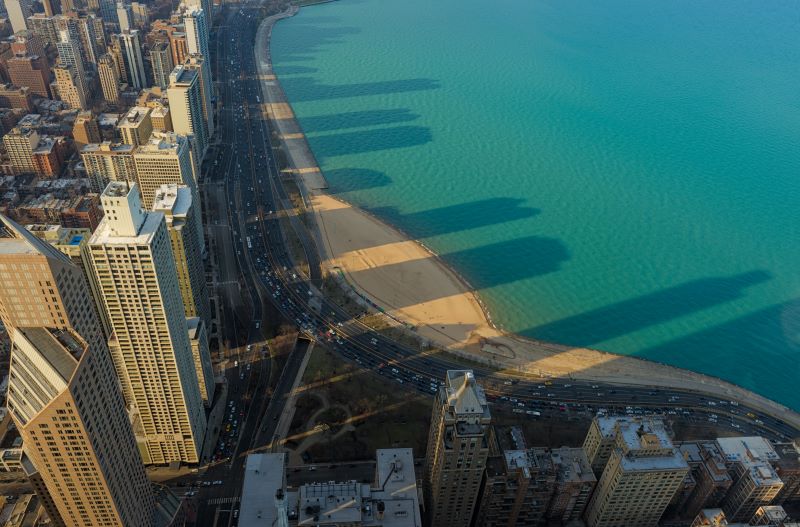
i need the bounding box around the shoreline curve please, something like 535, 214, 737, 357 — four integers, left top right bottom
254, 4, 800, 430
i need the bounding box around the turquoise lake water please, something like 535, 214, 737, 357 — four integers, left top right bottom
271, 0, 800, 409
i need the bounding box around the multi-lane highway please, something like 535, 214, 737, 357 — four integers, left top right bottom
188, 1, 799, 522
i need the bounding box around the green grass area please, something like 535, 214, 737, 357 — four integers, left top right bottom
297, 346, 432, 462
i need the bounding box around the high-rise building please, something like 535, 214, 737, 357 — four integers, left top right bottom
150, 41, 174, 89
25, 224, 112, 339
108, 35, 128, 84
89, 182, 207, 465
97, 53, 120, 104
187, 316, 213, 405
772, 442, 800, 505
119, 29, 146, 89
184, 0, 212, 35
183, 54, 213, 137
131, 1, 148, 27
81, 141, 137, 192
424, 370, 491, 527
5, 0, 32, 34
72, 111, 101, 149
54, 15, 99, 70
0, 216, 155, 526
168, 31, 189, 67
151, 184, 209, 325
26, 14, 58, 47
716, 437, 784, 522
10, 30, 44, 57
548, 447, 597, 523
6, 54, 51, 99
150, 104, 173, 132
118, 105, 152, 146
116, 2, 132, 31
0, 215, 104, 351
3, 126, 38, 173
475, 444, 556, 527
583, 416, 690, 527
0, 83, 33, 111
7, 327, 155, 526
677, 441, 734, 520
133, 131, 201, 215
98, 0, 118, 26
167, 65, 208, 158
183, 7, 209, 60
52, 65, 87, 110
55, 28, 87, 76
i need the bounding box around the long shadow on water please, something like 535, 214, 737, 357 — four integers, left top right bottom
325, 168, 392, 194
280, 77, 440, 102
309, 126, 432, 159
369, 198, 540, 239
521, 270, 772, 347
299, 109, 419, 133
272, 25, 361, 63
637, 298, 800, 406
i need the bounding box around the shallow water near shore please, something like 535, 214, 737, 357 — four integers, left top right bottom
271, 0, 800, 408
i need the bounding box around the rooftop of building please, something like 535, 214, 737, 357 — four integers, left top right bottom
716, 436, 780, 464
444, 370, 490, 419
550, 447, 596, 484
240, 450, 421, 527
772, 441, 800, 471
240, 453, 286, 527
136, 131, 184, 154
81, 141, 135, 155
169, 65, 197, 86
118, 106, 151, 127
16, 327, 83, 380
152, 184, 190, 217
0, 215, 72, 264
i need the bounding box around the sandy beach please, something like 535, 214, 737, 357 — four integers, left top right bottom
255, 9, 800, 428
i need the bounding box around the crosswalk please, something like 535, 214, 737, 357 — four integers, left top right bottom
207, 496, 241, 506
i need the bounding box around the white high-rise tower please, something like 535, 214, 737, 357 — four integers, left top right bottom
89, 181, 207, 464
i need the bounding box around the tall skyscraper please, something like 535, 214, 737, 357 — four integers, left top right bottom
3, 126, 38, 173
130, 1, 148, 28
183, 54, 214, 138
27, 14, 58, 47
97, 53, 120, 104
108, 34, 128, 84
5, 0, 32, 34
98, 0, 118, 26
184, 0, 212, 36
116, 2, 132, 31
72, 111, 101, 149
53, 65, 88, 110
150, 40, 174, 89
186, 317, 213, 406
6, 54, 51, 99
583, 416, 689, 527
119, 29, 146, 89
89, 182, 207, 465
25, 223, 112, 339
715, 437, 784, 522
0, 216, 155, 526
424, 370, 491, 527
80, 141, 137, 192
151, 183, 209, 325
56, 22, 88, 73
167, 65, 208, 158
118, 105, 152, 146
183, 7, 209, 60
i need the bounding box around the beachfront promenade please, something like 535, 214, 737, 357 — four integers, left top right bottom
254, 9, 800, 432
